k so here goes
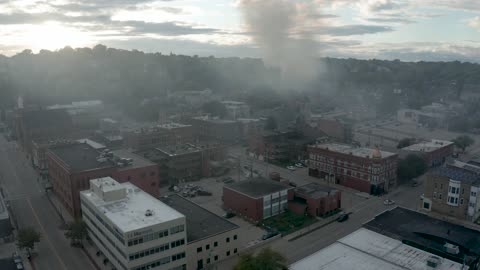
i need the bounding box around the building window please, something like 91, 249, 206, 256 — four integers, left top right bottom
127, 176, 131, 181
206, 244, 210, 250
423, 202, 430, 209
433, 193, 436, 199
214, 241, 218, 247
439, 194, 442, 199
435, 183, 437, 188
462, 188, 465, 194
226, 251, 230, 256
460, 198, 464, 205
197, 247, 202, 253
233, 235, 237, 240
472, 192, 477, 197
440, 184, 443, 189
214, 256, 218, 261
171, 252, 186, 262
226, 237, 230, 243
207, 258, 211, 264
234, 248, 238, 254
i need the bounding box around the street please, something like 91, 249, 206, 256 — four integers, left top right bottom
0, 135, 94, 270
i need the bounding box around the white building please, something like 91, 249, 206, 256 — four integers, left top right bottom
290, 228, 467, 270
80, 177, 187, 270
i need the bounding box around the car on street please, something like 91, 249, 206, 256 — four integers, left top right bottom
295, 163, 304, 168
337, 213, 349, 222
262, 231, 279, 240
383, 199, 395, 205
286, 166, 296, 171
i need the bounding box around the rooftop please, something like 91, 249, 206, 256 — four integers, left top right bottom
225, 178, 292, 198
111, 149, 156, 170
295, 183, 339, 199
430, 166, 480, 184
76, 138, 106, 150
364, 207, 480, 257
192, 115, 236, 124
81, 179, 184, 233
157, 122, 191, 130
49, 143, 115, 172
160, 195, 238, 243
310, 143, 396, 159
290, 228, 465, 270
402, 139, 453, 152
156, 144, 201, 156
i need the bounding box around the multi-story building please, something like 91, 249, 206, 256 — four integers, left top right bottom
161, 195, 240, 270
136, 143, 227, 185
47, 143, 160, 217
223, 178, 294, 223
289, 183, 341, 217
80, 178, 187, 270
307, 143, 398, 195
248, 130, 312, 163
400, 139, 454, 167
220, 101, 250, 120
123, 123, 194, 151
187, 116, 240, 144
423, 162, 480, 222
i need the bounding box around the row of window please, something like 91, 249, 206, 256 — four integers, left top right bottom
82, 201, 125, 245
87, 227, 127, 270
196, 235, 237, 253
83, 208, 126, 258
201, 249, 238, 267
131, 255, 171, 270
449, 186, 461, 195
171, 252, 186, 262
129, 239, 184, 262
128, 225, 184, 247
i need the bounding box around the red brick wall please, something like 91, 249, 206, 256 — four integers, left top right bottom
316, 119, 345, 141
112, 165, 160, 197
223, 187, 262, 222
339, 176, 371, 193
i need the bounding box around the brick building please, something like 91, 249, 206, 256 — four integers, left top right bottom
248, 130, 312, 163
400, 139, 454, 167
289, 183, 341, 217
16, 108, 73, 156
309, 117, 353, 143
47, 143, 160, 217
223, 178, 294, 222
187, 116, 240, 144
423, 162, 480, 222
123, 122, 194, 150
308, 143, 398, 195
136, 143, 227, 185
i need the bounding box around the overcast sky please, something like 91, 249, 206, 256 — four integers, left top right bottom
1, 0, 480, 62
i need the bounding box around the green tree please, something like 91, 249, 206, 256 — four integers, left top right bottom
234, 248, 288, 270
201, 101, 227, 118
453, 135, 475, 152
64, 219, 88, 247
397, 154, 428, 180
265, 116, 278, 131
397, 138, 415, 149
17, 227, 41, 255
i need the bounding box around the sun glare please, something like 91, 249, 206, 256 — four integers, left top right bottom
27, 22, 94, 51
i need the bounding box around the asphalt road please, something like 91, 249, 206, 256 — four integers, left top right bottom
0, 135, 95, 270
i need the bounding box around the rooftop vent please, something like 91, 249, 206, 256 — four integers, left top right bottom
426, 256, 441, 268
145, 209, 153, 217
444, 243, 460, 255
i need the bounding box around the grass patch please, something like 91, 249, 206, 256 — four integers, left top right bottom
260, 210, 317, 236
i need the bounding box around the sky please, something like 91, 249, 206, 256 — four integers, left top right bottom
0, 0, 480, 62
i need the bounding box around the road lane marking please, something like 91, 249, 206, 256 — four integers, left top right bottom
26, 198, 68, 270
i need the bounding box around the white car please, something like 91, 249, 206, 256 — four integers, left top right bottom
286, 166, 296, 171
295, 163, 304, 168
383, 199, 395, 205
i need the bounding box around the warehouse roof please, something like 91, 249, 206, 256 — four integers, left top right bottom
224, 178, 292, 198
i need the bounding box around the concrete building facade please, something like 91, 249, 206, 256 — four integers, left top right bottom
80, 178, 187, 270
307, 143, 398, 195
223, 178, 294, 222
188, 116, 240, 144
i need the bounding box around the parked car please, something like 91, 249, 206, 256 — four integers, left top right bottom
223, 212, 236, 219
286, 166, 296, 171
337, 213, 349, 222
262, 231, 279, 240
295, 163, 304, 168
383, 199, 395, 205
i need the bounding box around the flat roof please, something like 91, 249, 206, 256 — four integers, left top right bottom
364, 207, 480, 257
157, 122, 191, 130
111, 149, 156, 170
156, 144, 200, 156
81, 182, 184, 233
295, 183, 338, 199
225, 178, 291, 198
430, 166, 480, 185
290, 228, 465, 270
310, 143, 396, 159
192, 116, 236, 124
76, 138, 106, 150
402, 139, 453, 152
160, 195, 238, 243
49, 143, 115, 172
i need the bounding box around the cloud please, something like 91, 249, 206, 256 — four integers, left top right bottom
367, 17, 414, 24
469, 16, 480, 29
317, 24, 394, 36
423, 0, 480, 12
123, 21, 222, 36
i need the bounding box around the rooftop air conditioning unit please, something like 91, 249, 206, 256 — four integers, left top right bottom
426, 256, 441, 268
444, 243, 460, 255
145, 209, 153, 217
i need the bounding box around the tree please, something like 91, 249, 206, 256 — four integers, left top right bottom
201, 101, 227, 118
453, 135, 475, 152
17, 228, 41, 256
234, 248, 287, 270
265, 116, 278, 131
397, 154, 428, 180
64, 219, 88, 247
397, 138, 415, 149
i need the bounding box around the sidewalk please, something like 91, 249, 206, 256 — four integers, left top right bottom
45, 191, 74, 224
